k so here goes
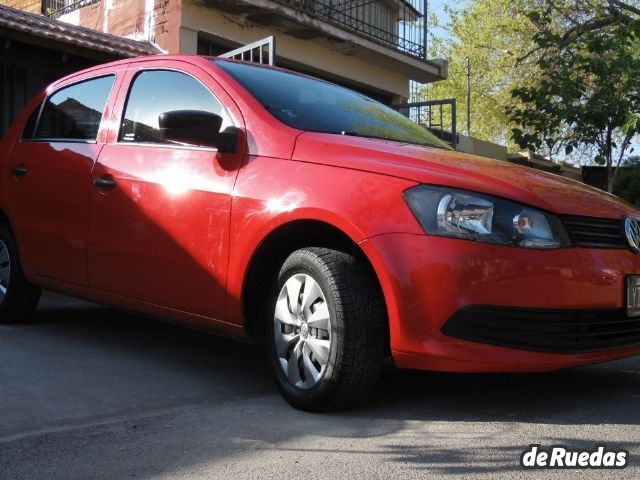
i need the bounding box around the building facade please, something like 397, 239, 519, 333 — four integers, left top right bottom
43, 0, 447, 104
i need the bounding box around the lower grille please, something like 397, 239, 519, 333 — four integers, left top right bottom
442, 306, 640, 354
561, 215, 626, 249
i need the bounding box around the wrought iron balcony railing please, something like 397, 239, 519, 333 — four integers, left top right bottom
392, 99, 458, 149
42, 0, 100, 18
276, 0, 427, 59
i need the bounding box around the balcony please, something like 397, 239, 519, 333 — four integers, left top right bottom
44, 0, 427, 59
44, 0, 426, 60
275, 0, 426, 60
42, 0, 100, 18
43, 0, 447, 85
202, 0, 445, 84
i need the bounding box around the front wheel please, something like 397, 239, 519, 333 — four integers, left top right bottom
0, 224, 41, 324
266, 247, 387, 411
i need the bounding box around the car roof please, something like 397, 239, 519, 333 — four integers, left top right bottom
47, 54, 210, 91
47, 54, 324, 93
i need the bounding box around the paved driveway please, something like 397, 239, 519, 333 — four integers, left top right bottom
1, 292, 639, 479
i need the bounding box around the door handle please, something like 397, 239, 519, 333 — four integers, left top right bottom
10, 166, 27, 177
92, 177, 117, 190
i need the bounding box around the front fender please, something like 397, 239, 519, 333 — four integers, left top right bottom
225, 155, 422, 325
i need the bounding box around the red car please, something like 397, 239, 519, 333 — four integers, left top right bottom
1, 55, 640, 411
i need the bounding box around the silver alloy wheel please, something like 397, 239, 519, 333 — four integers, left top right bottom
274, 273, 332, 390
0, 240, 10, 301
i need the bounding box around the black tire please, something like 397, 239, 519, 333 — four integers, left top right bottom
266, 247, 387, 412
0, 224, 40, 324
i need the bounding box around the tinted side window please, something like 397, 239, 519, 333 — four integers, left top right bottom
34, 75, 115, 141
120, 70, 230, 145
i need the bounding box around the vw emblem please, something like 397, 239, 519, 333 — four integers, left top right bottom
624, 217, 640, 253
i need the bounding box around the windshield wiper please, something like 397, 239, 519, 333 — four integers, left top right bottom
310, 129, 391, 142
264, 105, 296, 116
336, 130, 449, 150
339, 131, 392, 142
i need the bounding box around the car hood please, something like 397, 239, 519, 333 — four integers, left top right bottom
293, 132, 635, 218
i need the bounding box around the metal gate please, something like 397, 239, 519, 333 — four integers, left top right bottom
219, 36, 276, 66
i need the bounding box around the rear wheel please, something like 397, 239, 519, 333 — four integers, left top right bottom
266, 247, 386, 411
0, 225, 40, 324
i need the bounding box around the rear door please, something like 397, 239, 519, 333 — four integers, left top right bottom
5, 73, 118, 285
87, 61, 244, 321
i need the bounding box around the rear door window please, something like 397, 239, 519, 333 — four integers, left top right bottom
32, 75, 115, 141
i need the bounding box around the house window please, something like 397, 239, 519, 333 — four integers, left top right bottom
197, 37, 232, 57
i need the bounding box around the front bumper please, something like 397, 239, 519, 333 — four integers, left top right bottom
359, 233, 640, 372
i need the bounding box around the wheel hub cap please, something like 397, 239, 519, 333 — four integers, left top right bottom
273, 273, 332, 390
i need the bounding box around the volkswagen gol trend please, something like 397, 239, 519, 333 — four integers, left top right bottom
1, 55, 640, 411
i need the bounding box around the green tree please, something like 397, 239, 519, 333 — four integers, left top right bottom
614, 156, 640, 204
424, 0, 538, 147
508, 0, 640, 192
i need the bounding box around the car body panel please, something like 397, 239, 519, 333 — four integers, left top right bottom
293, 132, 632, 219
7, 141, 101, 285
225, 154, 419, 325
2, 66, 126, 285
87, 59, 246, 322
361, 232, 640, 371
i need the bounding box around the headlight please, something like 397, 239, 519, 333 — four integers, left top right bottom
403, 185, 570, 249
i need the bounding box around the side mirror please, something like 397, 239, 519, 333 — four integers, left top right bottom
158, 110, 238, 153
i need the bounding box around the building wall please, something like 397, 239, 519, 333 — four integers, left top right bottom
0, 0, 41, 14
57, 0, 412, 98
457, 135, 508, 161
59, 0, 181, 53
154, 0, 181, 52
181, 1, 410, 99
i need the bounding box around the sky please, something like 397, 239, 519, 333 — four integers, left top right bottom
427, 0, 456, 42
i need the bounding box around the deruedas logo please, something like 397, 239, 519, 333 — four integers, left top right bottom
520, 444, 629, 469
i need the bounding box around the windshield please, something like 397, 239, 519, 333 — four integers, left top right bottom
216, 60, 450, 150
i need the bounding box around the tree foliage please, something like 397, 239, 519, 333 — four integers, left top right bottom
508, 0, 640, 192
614, 156, 640, 204
424, 0, 538, 147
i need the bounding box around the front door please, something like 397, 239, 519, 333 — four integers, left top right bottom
87, 65, 243, 321
5, 74, 116, 285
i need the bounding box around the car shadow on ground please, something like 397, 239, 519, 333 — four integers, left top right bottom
36, 294, 636, 426
2, 292, 639, 478
367, 359, 640, 425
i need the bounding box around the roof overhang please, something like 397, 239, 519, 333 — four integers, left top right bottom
0, 4, 161, 60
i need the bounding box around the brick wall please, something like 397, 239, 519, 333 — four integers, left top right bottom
0, 0, 41, 14
76, 0, 145, 39
153, 0, 180, 53
65, 0, 181, 53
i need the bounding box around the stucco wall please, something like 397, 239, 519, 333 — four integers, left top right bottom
181, 1, 410, 98
1, 0, 40, 13
457, 135, 508, 161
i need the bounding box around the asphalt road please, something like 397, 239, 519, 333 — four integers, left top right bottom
1, 292, 639, 479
